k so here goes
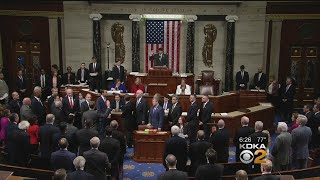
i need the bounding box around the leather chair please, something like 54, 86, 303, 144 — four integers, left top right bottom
199, 85, 214, 96
201, 70, 215, 85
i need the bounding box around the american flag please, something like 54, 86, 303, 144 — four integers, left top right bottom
146, 20, 181, 73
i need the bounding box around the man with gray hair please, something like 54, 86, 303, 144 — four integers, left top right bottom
236, 170, 248, 180
210, 119, 230, 163
20, 97, 35, 121
271, 122, 292, 171
67, 156, 94, 180
253, 159, 280, 180
83, 137, 110, 180
9, 120, 31, 166
249, 121, 269, 148
291, 114, 312, 169
31, 86, 46, 125
52, 100, 65, 125
163, 125, 188, 171
234, 116, 255, 162
158, 154, 188, 180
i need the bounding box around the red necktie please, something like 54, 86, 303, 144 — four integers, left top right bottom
69, 97, 73, 109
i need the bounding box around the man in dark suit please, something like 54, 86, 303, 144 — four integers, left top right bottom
31, 86, 46, 125
77, 63, 90, 84
249, 121, 269, 151
112, 60, 125, 83
20, 97, 34, 121
47, 88, 59, 110
38, 114, 60, 167
5, 113, 19, 153
67, 156, 94, 180
121, 95, 135, 148
80, 93, 91, 113
233, 116, 255, 162
158, 154, 188, 180
163, 126, 188, 171
111, 94, 125, 112
291, 115, 312, 169
189, 130, 212, 175
187, 94, 199, 143
99, 126, 120, 180
75, 119, 99, 155
50, 138, 76, 172
168, 95, 182, 126
16, 70, 27, 97
52, 101, 65, 125
195, 148, 224, 180
88, 56, 101, 91
210, 119, 230, 163
63, 66, 76, 85
304, 104, 314, 122
134, 90, 148, 125
199, 94, 214, 138
9, 120, 31, 166
83, 137, 111, 180
96, 90, 112, 136
110, 120, 126, 168
62, 88, 80, 127
8, 92, 22, 115
149, 47, 169, 67
161, 95, 172, 111
148, 98, 164, 130
36, 68, 52, 100
310, 104, 320, 148
280, 77, 295, 122
236, 65, 249, 90
253, 67, 267, 90
253, 159, 280, 180
81, 101, 98, 129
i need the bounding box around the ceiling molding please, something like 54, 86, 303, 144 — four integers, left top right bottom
0, 10, 64, 18
266, 14, 320, 21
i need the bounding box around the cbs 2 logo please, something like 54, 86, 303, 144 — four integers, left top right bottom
240, 150, 267, 164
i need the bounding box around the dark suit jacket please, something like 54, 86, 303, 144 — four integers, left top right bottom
63, 72, 76, 85
5, 122, 18, 153
163, 136, 188, 171
233, 126, 255, 161
168, 103, 182, 125
112, 65, 125, 82
8, 99, 22, 115
236, 71, 249, 90
52, 107, 65, 125
36, 74, 51, 89
80, 100, 90, 113
195, 163, 224, 180
148, 105, 164, 129
187, 102, 199, 125
249, 131, 269, 149
160, 101, 172, 111
83, 149, 110, 180
67, 170, 94, 180
110, 99, 125, 111
62, 96, 80, 117
280, 84, 295, 103
16, 76, 26, 91
31, 97, 46, 125
99, 137, 120, 165
47, 95, 56, 110
76, 68, 90, 83
199, 101, 214, 124
210, 128, 230, 163
157, 169, 188, 180
253, 72, 267, 89
20, 105, 34, 121
38, 124, 60, 159
89, 62, 101, 74
135, 97, 148, 124
252, 174, 280, 180
75, 128, 99, 155
121, 101, 136, 130
189, 140, 212, 172
9, 129, 31, 166
112, 130, 126, 160
81, 110, 98, 128
49, 76, 62, 89
150, 53, 169, 67
96, 96, 112, 120
50, 149, 76, 171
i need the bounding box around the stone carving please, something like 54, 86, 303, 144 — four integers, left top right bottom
202, 24, 217, 67
111, 22, 126, 63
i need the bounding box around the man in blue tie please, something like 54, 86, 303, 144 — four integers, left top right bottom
148, 98, 164, 131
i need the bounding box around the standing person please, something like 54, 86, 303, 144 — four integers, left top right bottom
158, 154, 188, 180
16, 70, 27, 98
252, 159, 280, 180
267, 76, 280, 110
37, 69, 51, 101
67, 156, 94, 180
271, 122, 292, 171
253, 67, 267, 90
121, 95, 135, 148
96, 90, 112, 136
149, 47, 169, 67
31, 86, 46, 125
75, 119, 99, 156
0, 73, 9, 104
27, 116, 39, 154
291, 115, 312, 169
110, 93, 125, 112
310, 104, 320, 148
63, 66, 76, 85
161, 95, 172, 112
0, 109, 11, 145
8, 92, 21, 115
147, 98, 164, 130
62, 88, 80, 127
80, 93, 92, 114
195, 148, 224, 180
50, 138, 76, 172
110, 120, 126, 175
168, 95, 182, 126
210, 119, 230, 163
81, 101, 98, 129
47, 88, 59, 110
51, 71, 62, 90
5, 113, 19, 153
112, 60, 125, 83
77, 63, 90, 84
280, 77, 295, 122
134, 90, 148, 126
199, 94, 213, 138
235, 65, 249, 90
20, 97, 35, 121
186, 94, 199, 143
88, 56, 101, 92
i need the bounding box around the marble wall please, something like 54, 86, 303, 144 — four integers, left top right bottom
49, 18, 60, 67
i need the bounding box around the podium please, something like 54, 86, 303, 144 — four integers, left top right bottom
133, 130, 171, 163
148, 66, 172, 76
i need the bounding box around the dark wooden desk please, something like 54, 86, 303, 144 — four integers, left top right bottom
133, 131, 170, 163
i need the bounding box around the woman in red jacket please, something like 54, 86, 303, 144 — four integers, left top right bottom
27, 116, 39, 154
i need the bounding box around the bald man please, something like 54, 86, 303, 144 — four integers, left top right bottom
210, 119, 230, 163
31, 86, 46, 125
8, 92, 22, 115
134, 90, 148, 125
253, 67, 267, 90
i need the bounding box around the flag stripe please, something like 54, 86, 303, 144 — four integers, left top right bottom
177, 21, 181, 72
172, 21, 175, 71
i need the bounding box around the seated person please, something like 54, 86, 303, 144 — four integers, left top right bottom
176, 78, 191, 95
110, 79, 127, 93
131, 77, 145, 93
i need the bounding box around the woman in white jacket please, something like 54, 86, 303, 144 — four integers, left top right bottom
175, 78, 191, 95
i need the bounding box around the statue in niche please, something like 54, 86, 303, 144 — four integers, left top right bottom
111, 22, 126, 64
202, 24, 217, 67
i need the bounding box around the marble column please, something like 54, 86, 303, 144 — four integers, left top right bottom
129, 14, 142, 72
185, 15, 197, 73
224, 15, 238, 92
89, 14, 103, 66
